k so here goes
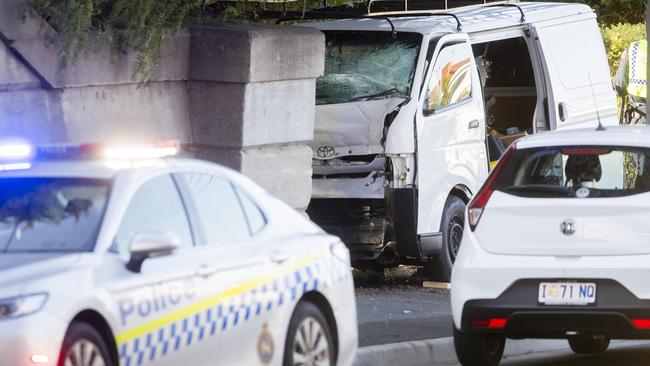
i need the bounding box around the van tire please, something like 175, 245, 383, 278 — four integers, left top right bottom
454, 327, 505, 366
436, 195, 466, 282
568, 337, 610, 354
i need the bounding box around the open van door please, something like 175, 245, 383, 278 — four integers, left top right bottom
415, 33, 487, 257
532, 17, 617, 130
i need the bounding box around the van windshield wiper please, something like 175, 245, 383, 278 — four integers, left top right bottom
503, 185, 574, 197
349, 88, 409, 102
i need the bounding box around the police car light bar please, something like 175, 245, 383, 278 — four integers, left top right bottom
0, 143, 33, 159
103, 140, 180, 160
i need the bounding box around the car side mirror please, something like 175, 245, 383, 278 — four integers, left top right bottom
126, 232, 180, 273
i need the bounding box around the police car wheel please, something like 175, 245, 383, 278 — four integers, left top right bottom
59, 322, 113, 366
284, 301, 334, 366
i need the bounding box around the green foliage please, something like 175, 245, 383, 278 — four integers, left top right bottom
28, 0, 206, 82
600, 22, 645, 77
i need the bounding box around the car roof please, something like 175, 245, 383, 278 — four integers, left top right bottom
303, 2, 592, 35
515, 125, 650, 150
0, 157, 246, 183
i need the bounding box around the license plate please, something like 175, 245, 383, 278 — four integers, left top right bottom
538, 282, 596, 305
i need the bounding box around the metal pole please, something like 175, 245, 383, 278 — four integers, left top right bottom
646, 0, 649, 124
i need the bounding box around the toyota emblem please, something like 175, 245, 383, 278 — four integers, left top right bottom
560, 219, 576, 236
317, 145, 336, 158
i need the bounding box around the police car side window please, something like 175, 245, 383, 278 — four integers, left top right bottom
179, 173, 251, 246
235, 187, 266, 235
112, 175, 193, 257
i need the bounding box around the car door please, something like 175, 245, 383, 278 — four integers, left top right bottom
105, 174, 220, 366
176, 172, 282, 365
416, 33, 487, 235
531, 17, 617, 130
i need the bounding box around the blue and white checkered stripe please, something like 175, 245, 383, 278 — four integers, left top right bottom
119, 255, 351, 366
630, 40, 647, 86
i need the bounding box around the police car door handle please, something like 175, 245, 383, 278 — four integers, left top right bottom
468, 120, 479, 129
195, 264, 220, 278
270, 251, 290, 264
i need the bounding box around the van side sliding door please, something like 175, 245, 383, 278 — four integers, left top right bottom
416, 33, 487, 237
532, 17, 617, 130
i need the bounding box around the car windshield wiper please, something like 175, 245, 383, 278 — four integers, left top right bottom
503, 185, 574, 197
349, 88, 409, 102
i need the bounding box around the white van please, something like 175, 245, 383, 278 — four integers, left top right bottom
301, 1, 618, 280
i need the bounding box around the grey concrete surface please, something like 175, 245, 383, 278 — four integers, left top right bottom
0, 1, 323, 211
501, 341, 650, 365
189, 24, 324, 83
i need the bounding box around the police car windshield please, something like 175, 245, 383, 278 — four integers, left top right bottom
0, 178, 110, 253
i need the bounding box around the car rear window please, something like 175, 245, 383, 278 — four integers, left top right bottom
495, 146, 650, 198
0, 178, 110, 252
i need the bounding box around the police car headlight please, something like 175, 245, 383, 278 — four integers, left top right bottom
330, 241, 350, 264
0, 293, 48, 319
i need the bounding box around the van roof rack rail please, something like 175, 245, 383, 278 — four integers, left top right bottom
262, 0, 523, 28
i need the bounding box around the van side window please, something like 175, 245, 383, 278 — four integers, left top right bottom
424, 42, 473, 114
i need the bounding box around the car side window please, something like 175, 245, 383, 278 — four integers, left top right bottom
179, 173, 251, 246
423, 42, 473, 114
112, 174, 193, 257
235, 187, 267, 235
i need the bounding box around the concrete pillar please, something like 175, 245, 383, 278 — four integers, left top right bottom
188, 24, 325, 211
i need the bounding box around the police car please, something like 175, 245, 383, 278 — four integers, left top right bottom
452, 126, 650, 365
0, 141, 357, 366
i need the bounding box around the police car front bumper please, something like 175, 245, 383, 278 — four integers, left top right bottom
0, 309, 68, 365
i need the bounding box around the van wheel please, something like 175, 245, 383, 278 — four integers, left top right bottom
58, 322, 112, 366
454, 327, 505, 366
436, 196, 466, 282
568, 337, 610, 354
284, 301, 335, 366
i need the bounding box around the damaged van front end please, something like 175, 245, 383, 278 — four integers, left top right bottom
305, 30, 424, 266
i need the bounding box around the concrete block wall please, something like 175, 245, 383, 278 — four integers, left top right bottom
188, 25, 324, 211
0, 1, 325, 211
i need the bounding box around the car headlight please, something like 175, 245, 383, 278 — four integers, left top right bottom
0, 293, 48, 319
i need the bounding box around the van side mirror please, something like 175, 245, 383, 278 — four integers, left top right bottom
126, 232, 180, 273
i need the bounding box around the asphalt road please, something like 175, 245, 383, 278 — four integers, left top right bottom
500, 341, 650, 366
354, 267, 453, 347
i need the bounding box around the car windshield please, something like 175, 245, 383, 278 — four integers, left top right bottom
316, 31, 422, 105
0, 178, 110, 253
495, 146, 650, 198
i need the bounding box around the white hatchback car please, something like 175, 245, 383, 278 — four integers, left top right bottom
452, 125, 650, 365
0, 142, 357, 366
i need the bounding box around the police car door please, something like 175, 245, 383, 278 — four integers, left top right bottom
416, 33, 487, 235
176, 172, 277, 365
106, 174, 216, 366
531, 17, 617, 129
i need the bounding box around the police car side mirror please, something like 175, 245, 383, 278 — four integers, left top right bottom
126, 232, 180, 273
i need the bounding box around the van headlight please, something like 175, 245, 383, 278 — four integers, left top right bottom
0, 293, 48, 319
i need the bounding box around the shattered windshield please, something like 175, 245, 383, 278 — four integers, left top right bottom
317, 31, 422, 105
0, 178, 110, 253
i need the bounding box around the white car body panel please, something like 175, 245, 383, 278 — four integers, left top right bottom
303, 2, 618, 265
0, 157, 358, 366
451, 126, 650, 330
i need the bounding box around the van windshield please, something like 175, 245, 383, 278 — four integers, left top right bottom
495, 146, 650, 198
0, 178, 110, 253
317, 31, 422, 105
